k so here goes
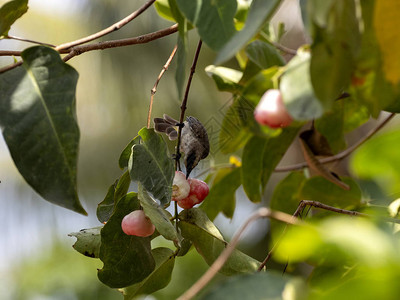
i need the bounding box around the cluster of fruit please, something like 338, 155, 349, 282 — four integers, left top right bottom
121, 171, 209, 237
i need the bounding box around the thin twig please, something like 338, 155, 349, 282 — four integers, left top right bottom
147, 44, 178, 128
257, 199, 400, 271
62, 24, 178, 62
6, 35, 55, 47
275, 113, 396, 172
177, 208, 299, 300
0, 50, 22, 56
175, 40, 203, 170
55, 0, 156, 51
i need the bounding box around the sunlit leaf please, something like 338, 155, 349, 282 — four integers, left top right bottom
280, 49, 324, 120
154, 0, 176, 22
201, 272, 306, 300
98, 193, 155, 288
374, 0, 400, 85
215, 0, 282, 64
121, 247, 175, 299
200, 167, 241, 220
350, 0, 396, 116
0, 46, 86, 215
205, 65, 243, 92
138, 184, 178, 242
68, 226, 102, 259
176, 0, 237, 51
0, 0, 28, 37
129, 128, 174, 206
179, 208, 260, 275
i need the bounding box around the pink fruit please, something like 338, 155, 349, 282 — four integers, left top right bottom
254, 89, 293, 128
121, 210, 155, 237
177, 179, 209, 209
172, 171, 190, 201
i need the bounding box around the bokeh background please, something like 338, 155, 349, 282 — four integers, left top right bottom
1, 1, 397, 299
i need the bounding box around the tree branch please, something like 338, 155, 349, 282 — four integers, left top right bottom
257, 199, 400, 271
177, 208, 300, 300
275, 113, 396, 172
62, 24, 178, 62
55, 0, 156, 51
6, 35, 55, 47
175, 40, 203, 170
147, 44, 178, 128
0, 50, 22, 56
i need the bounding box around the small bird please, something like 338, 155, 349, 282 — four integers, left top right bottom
154, 114, 209, 178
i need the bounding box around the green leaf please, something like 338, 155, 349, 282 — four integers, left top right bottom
0, 46, 86, 215
314, 101, 346, 153
270, 172, 307, 239
129, 128, 174, 206
300, 176, 362, 209
215, 0, 282, 64
154, 0, 176, 22
176, 0, 237, 51
97, 171, 131, 223
280, 48, 324, 120
68, 226, 102, 259
245, 40, 285, 69
201, 272, 305, 300
200, 167, 241, 220
205, 65, 243, 92
121, 247, 175, 299
350, 130, 400, 193
98, 193, 155, 288
0, 0, 28, 37
261, 126, 301, 188
119, 136, 141, 169
241, 136, 265, 202
350, 0, 396, 116
309, 0, 360, 105
241, 127, 300, 203
179, 208, 260, 275
138, 184, 178, 242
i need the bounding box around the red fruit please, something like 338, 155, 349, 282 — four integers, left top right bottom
172, 171, 190, 201
177, 179, 209, 209
177, 196, 196, 209
254, 89, 293, 128
121, 210, 155, 237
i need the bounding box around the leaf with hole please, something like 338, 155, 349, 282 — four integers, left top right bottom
69, 226, 102, 259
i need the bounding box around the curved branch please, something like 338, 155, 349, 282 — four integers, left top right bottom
61, 24, 178, 62
177, 208, 299, 300
275, 113, 396, 172
0, 24, 178, 73
55, 0, 156, 51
